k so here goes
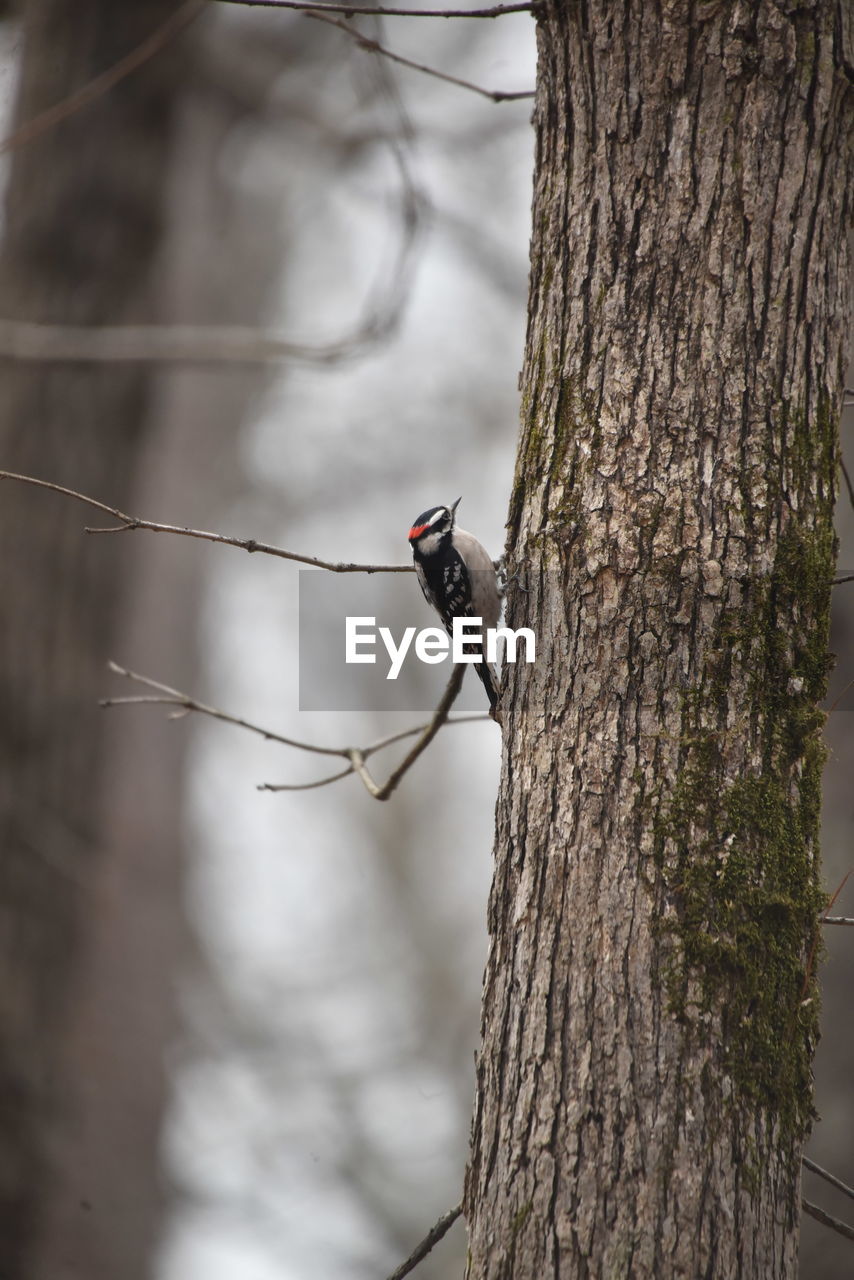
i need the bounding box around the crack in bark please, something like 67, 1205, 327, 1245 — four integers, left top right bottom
467, 1, 853, 1276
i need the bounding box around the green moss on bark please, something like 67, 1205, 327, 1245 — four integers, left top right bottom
652, 398, 837, 1137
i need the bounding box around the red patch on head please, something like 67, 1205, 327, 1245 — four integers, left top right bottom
408, 523, 428, 541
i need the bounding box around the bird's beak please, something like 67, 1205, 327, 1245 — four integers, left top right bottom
450, 496, 462, 516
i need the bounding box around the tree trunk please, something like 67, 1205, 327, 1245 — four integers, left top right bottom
466, 4, 853, 1277
0, 3, 189, 1276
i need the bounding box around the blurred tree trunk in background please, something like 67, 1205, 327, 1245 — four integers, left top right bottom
0, 2, 189, 1277
466, 3, 853, 1277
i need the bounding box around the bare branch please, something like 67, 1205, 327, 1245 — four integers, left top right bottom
822, 870, 853, 920
105, 662, 490, 798
801, 869, 854, 998
0, 0, 205, 157
822, 916, 854, 926
103, 663, 348, 757
346, 664, 464, 799
259, 765, 358, 791
802, 1197, 854, 1243
259, 708, 488, 791
219, 0, 534, 17
0, 315, 420, 366
0, 55, 425, 372
840, 457, 854, 514
0, 0, 533, 165
803, 1157, 854, 1205
386, 1202, 464, 1280
827, 674, 854, 715
308, 12, 534, 102
365, 710, 487, 755
833, 574, 854, 585
0, 471, 411, 573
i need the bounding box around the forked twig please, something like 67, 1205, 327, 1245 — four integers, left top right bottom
345, 664, 465, 800
104, 662, 488, 799
801, 869, 853, 1000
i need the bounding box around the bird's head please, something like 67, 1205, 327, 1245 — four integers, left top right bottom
407, 497, 461, 555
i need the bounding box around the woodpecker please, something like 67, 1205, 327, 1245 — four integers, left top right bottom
407, 497, 501, 712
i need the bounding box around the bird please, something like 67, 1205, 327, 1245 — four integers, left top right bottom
407, 496, 501, 713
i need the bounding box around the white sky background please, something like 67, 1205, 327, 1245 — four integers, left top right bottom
155, 10, 538, 1280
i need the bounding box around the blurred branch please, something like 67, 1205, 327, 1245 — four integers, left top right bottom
0, 315, 415, 366
0, 471, 412, 573
308, 11, 534, 102
0, 0, 205, 156
386, 1202, 464, 1280
0, 106, 421, 368
803, 1156, 854, 1205
802, 1197, 854, 1243
822, 916, 854, 925
104, 663, 487, 800
0, 0, 534, 168
220, 1, 534, 16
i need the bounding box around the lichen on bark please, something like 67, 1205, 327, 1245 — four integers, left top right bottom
466, 3, 853, 1276
651, 393, 837, 1136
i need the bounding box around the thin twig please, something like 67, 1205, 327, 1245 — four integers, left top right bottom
803, 1157, 854, 1205
840, 457, 854, 514
822, 916, 854, 926
821, 871, 853, 922
260, 765, 358, 791
0, 0, 205, 156
308, 11, 534, 102
103, 663, 347, 757
802, 870, 853, 999
347, 664, 466, 799
827, 673, 854, 715
105, 662, 490, 798
259, 709, 487, 790
386, 1202, 464, 1280
0, 471, 411, 573
220, 0, 534, 17
802, 1197, 854, 1243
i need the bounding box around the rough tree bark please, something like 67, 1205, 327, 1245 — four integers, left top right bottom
466, 4, 853, 1278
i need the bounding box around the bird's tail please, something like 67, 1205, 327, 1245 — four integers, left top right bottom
474, 657, 500, 711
